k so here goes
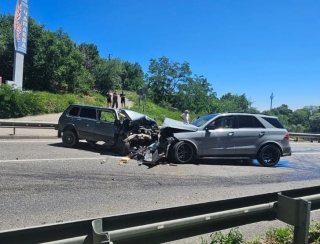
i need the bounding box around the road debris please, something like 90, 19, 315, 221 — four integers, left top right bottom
101, 157, 111, 164
119, 157, 131, 165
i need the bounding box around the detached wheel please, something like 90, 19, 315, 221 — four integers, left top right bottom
257, 144, 281, 167
62, 131, 78, 148
116, 135, 130, 156
173, 141, 195, 164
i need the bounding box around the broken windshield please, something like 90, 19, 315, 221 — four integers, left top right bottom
191, 114, 219, 127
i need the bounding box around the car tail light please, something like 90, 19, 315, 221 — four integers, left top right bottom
283, 133, 290, 140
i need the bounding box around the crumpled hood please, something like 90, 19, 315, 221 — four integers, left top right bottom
118, 109, 158, 126
161, 118, 198, 132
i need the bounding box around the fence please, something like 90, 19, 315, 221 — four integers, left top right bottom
0, 121, 319, 142
289, 132, 320, 143
0, 121, 61, 137
0, 186, 320, 244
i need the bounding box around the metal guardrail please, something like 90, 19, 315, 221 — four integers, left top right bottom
289, 132, 320, 142
0, 120, 60, 137
0, 186, 320, 244
0, 121, 319, 142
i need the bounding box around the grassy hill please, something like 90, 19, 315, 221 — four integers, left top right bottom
0, 85, 188, 124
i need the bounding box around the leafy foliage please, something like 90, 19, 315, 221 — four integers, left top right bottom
0, 13, 319, 131
146, 56, 192, 104
200, 223, 320, 244
0, 14, 14, 82
0, 85, 105, 118
0, 14, 143, 96
200, 228, 244, 244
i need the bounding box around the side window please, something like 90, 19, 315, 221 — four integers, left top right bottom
68, 107, 80, 116
238, 115, 266, 128
261, 117, 285, 128
213, 116, 234, 129
79, 108, 96, 119
238, 115, 254, 128
253, 117, 265, 128
98, 110, 116, 123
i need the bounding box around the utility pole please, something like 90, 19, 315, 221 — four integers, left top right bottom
270, 92, 274, 110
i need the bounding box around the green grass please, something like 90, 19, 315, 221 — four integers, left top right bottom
0, 85, 191, 124
126, 91, 194, 125
0, 86, 189, 123
200, 223, 320, 244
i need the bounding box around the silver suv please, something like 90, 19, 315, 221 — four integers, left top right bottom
58, 104, 159, 155
159, 113, 292, 167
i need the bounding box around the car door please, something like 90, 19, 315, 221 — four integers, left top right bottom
92, 109, 118, 144
199, 115, 236, 156
234, 115, 267, 155
77, 107, 97, 140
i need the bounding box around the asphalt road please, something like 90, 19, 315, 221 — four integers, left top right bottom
0, 139, 320, 243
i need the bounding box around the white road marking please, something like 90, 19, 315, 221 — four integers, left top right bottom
0, 140, 61, 143
292, 152, 320, 155
0, 156, 122, 163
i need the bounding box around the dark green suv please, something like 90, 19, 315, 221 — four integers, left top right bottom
58, 104, 159, 155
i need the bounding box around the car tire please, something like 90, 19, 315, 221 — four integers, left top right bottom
257, 144, 281, 167
173, 141, 195, 164
62, 130, 78, 148
116, 135, 130, 156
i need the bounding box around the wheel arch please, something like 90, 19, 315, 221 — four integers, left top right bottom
169, 139, 199, 158
256, 142, 283, 157
62, 124, 78, 137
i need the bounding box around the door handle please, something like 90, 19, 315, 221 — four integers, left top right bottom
228, 132, 234, 136
259, 132, 265, 136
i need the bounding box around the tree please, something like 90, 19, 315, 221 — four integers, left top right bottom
78, 43, 100, 73
25, 26, 92, 93
309, 113, 320, 132
289, 108, 310, 131
0, 14, 14, 83
94, 58, 123, 93
174, 75, 217, 114
216, 93, 255, 113
120, 61, 144, 91
146, 56, 192, 104
303, 106, 320, 116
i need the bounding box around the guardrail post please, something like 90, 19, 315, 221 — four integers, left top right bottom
276, 193, 311, 244
92, 219, 112, 244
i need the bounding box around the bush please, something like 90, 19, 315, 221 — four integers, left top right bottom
200, 223, 320, 244
0, 85, 106, 119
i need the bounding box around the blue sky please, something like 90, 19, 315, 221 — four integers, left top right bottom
2, 0, 319, 112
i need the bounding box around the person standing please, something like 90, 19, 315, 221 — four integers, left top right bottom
120, 90, 126, 107
106, 90, 112, 107
112, 90, 119, 108
180, 110, 189, 124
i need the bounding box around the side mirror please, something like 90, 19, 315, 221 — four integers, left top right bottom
206, 124, 215, 130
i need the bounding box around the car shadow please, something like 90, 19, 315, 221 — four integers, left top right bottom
141, 158, 263, 168
192, 158, 262, 167
48, 141, 119, 156
48, 142, 285, 168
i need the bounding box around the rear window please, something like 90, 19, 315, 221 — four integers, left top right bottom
261, 117, 285, 129
79, 108, 96, 119
68, 107, 80, 116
